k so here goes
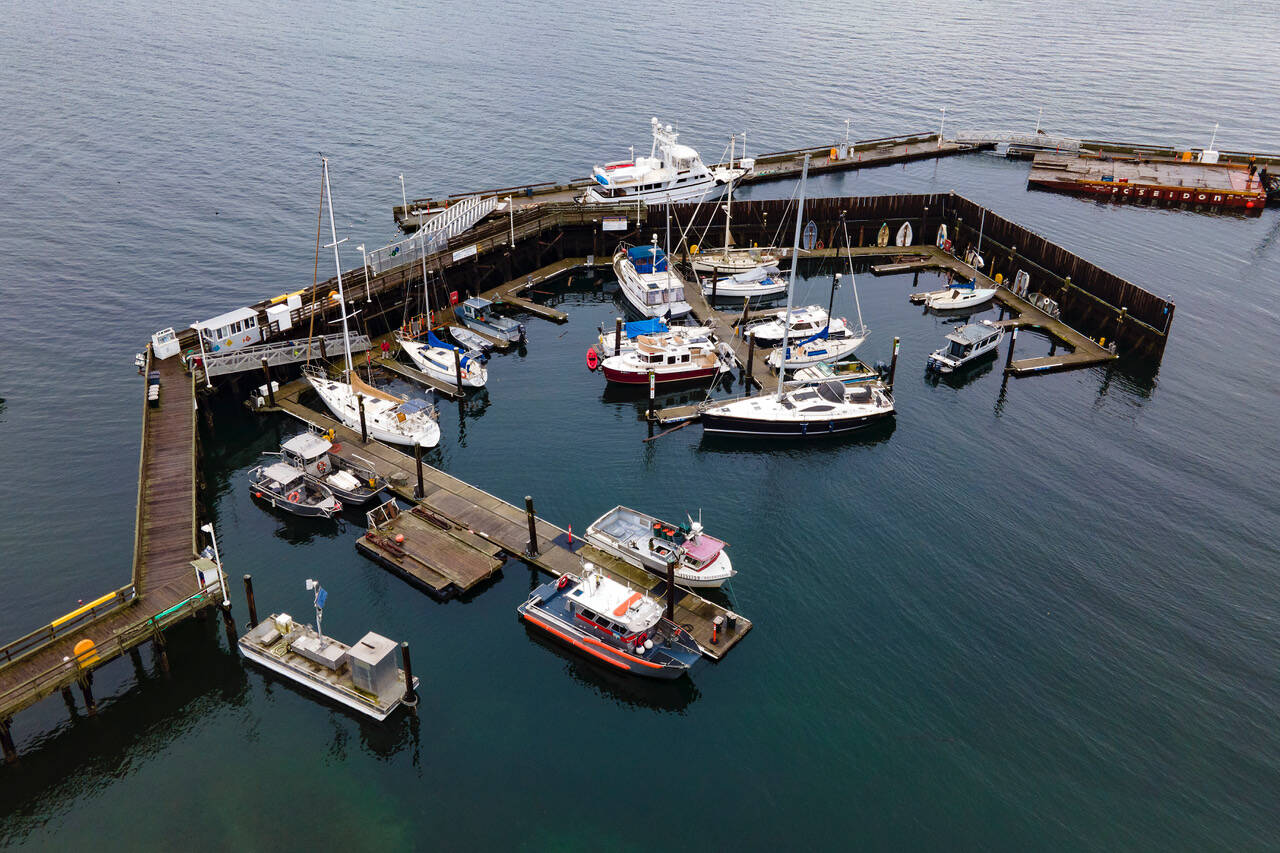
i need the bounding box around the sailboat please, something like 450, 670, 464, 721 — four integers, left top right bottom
691, 134, 779, 276
304, 158, 441, 448
701, 156, 896, 438
764, 265, 869, 369
396, 252, 487, 388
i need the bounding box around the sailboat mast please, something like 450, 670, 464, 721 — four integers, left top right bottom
725, 134, 734, 249
843, 217, 866, 334
776, 154, 809, 400
321, 158, 354, 376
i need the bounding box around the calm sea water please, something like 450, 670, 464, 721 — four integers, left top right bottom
2, 1, 1279, 849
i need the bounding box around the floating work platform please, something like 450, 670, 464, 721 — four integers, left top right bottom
1028, 152, 1268, 211
356, 499, 505, 599
258, 383, 751, 659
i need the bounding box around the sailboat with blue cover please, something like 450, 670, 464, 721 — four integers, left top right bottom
398, 323, 488, 388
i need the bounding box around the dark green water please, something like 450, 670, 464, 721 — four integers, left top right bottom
3, 1, 1279, 849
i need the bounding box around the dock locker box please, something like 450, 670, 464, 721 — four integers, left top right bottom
346, 632, 399, 697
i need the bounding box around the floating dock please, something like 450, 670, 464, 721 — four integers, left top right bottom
261, 383, 751, 659
357, 499, 505, 598
1028, 151, 1268, 211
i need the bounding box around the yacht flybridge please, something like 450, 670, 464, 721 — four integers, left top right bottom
303, 158, 441, 449
613, 241, 692, 319
582, 118, 747, 205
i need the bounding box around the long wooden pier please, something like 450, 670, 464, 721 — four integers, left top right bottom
0, 351, 220, 760
261, 382, 751, 659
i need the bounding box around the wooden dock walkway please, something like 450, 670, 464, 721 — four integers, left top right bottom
0, 351, 214, 749
261, 381, 751, 659
357, 500, 505, 598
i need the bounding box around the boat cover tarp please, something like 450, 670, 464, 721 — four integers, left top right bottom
795, 325, 831, 347
730, 264, 781, 283
427, 330, 456, 351
628, 245, 668, 272
395, 398, 434, 414
624, 318, 668, 338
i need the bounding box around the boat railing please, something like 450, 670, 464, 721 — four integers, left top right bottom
366, 497, 400, 532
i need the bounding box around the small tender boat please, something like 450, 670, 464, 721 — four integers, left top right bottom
599, 330, 729, 386
613, 242, 692, 320
248, 459, 342, 517
239, 580, 418, 720
279, 431, 385, 505
748, 305, 850, 347
448, 325, 494, 355
926, 321, 1004, 373
581, 117, 745, 205
397, 327, 488, 388
517, 565, 702, 679
912, 279, 997, 311
701, 264, 787, 299
455, 297, 526, 343
586, 507, 735, 588
765, 325, 866, 369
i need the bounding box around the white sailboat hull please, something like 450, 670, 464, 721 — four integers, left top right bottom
766, 333, 866, 369
306, 373, 440, 448
400, 339, 487, 388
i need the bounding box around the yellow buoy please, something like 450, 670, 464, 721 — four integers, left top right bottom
73, 638, 99, 668
829, 147, 839, 160
690, 244, 698, 255
994, 272, 1003, 284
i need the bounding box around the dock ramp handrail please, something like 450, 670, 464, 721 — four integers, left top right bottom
372, 194, 497, 274
199, 333, 371, 377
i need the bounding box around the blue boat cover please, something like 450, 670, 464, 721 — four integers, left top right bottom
952, 279, 976, 290
624, 318, 668, 337
427, 330, 456, 351
627, 245, 667, 273
796, 325, 830, 347
396, 398, 433, 414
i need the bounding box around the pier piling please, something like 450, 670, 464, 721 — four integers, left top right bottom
524, 496, 539, 557
243, 574, 258, 629
414, 441, 425, 499
744, 333, 755, 386
888, 337, 900, 391
1005, 328, 1018, 369
260, 358, 275, 408
665, 556, 677, 621
78, 673, 97, 716
400, 641, 418, 707
152, 633, 170, 677
220, 605, 237, 648
647, 370, 656, 421
60, 686, 76, 713
358, 395, 368, 444
0, 718, 16, 763
453, 348, 463, 393
613, 317, 622, 357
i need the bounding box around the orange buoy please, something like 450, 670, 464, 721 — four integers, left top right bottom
73, 638, 99, 667
395, 533, 405, 544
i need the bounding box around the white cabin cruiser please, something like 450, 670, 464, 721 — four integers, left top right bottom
926, 321, 1004, 373
748, 305, 850, 347
586, 506, 735, 588
599, 330, 730, 386
582, 117, 746, 205
594, 318, 711, 358
913, 279, 997, 311
613, 242, 692, 319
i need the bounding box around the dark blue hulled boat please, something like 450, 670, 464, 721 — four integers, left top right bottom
454, 297, 526, 343
517, 565, 701, 679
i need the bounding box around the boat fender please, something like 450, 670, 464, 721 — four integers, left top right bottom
556, 575, 571, 590
316, 459, 328, 474
288, 491, 300, 503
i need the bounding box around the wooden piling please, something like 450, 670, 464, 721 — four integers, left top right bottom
1005, 328, 1018, 368
260, 358, 275, 407
744, 332, 755, 386
60, 686, 75, 713
665, 556, 676, 621
0, 718, 16, 764
243, 574, 258, 629
524, 496, 539, 557
152, 633, 170, 676
613, 317, 622, 357
647, 370, 656, 421
414, 440, 425, 499
220, 605, 237, 648
358, 395, 368, 444
400, 641, 418, 707
78, 673, 97, 716
453, 348, 464, 393
887, 337, 900, 391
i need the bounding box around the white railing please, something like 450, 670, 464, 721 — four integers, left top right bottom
369, 194, 497, 275
201, 333, 371, 377
948, 130, 1081, 151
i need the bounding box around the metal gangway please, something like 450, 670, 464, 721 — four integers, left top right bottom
369, 194, 497, 275
200, 332, 372, 377
947, 130, 1081, 152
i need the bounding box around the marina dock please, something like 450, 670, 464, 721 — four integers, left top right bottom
0, 351, 221, 756
1028, 151, 1269, 210
259, 380, 750, 659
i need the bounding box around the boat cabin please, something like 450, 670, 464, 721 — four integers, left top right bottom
194, 307, 262, 353
257, 461, 306, 493
944, 324, 1001, 360
566, 570, 663, 640
281, 432, 332, 466
457, 297, 494, 323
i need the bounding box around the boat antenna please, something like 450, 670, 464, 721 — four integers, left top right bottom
776, 154, 809, 400
321, 157, 354, 376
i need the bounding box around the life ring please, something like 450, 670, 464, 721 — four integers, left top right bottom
243, 335, 251, 343
816, 240, 824, 250
557, 575, 571, 590
316, 459, 328, 474
288, 491, 300, 503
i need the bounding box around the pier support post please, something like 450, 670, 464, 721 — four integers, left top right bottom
243, 574, 258, 629
453, 348, 464, 393
414, 440, 424, 500
665, 556, 677, 622
1114, 307, 1127, 350
711, 274, 718, 303
1005, 328, 1018, 369
400, 641, 418, 707
152, 632, 170, 677
739, 297, 750, 334
0, 718, 16, 764
319, 337, 328, 362
78, 673, 97, 716
220, 605, 237, 648
357, 395, 368, 444
129, 647, 145, 679
744, 332, 755, 387
887, 337, 900, 392
260, 358, 275, 408
613, 318, 622, 357
524, 496, 539, 557
60, 685, 76, 713
646, 370, 656, 421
